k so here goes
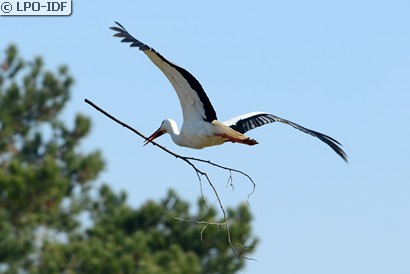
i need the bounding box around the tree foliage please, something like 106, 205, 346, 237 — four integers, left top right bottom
0, 45, 257, 274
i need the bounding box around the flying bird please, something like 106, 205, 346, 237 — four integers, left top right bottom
110, 22, 348, 162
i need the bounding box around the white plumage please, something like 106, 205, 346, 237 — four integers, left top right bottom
110, 22, 348, 162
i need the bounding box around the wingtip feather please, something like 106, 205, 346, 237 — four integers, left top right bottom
113, 21, 125, 30
316, 133, 348, 163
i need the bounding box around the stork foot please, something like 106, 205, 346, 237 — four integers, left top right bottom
243, 138, 258, 146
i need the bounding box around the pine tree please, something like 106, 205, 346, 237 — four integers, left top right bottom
0, 45, 257, 274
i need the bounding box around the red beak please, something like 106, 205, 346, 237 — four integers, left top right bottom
143, 128, 166, 146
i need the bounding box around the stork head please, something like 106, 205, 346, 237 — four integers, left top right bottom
144, 120, 168, 146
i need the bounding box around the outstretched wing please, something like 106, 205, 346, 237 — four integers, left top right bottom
224, 112, 348, 162
110, 22, 217, 123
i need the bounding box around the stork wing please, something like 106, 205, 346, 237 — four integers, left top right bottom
110, 22, 217, 123
224, 112, 348, 162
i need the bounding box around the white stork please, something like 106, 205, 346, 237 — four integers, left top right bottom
110, 22, 348, 162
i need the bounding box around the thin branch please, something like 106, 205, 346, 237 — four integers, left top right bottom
84, 98, 256, 259
200, 225, 209, 242
172, 216, 256, 261
226, 170, 234, 190
184, 156, 255, 201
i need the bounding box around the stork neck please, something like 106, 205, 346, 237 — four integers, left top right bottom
163, 119, 181, 143
163, 119, 179, 134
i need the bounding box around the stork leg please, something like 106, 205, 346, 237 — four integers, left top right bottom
216, 133, 258, 146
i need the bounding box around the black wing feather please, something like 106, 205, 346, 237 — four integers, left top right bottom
109, 22, 218, 123
228, 113, 348, 162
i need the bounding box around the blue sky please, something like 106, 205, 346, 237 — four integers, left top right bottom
2, 1, 410, 273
